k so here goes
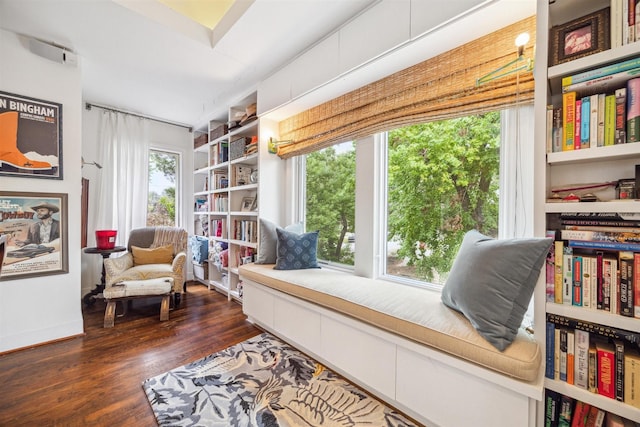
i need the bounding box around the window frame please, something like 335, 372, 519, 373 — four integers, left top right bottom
147, 147, 182, 228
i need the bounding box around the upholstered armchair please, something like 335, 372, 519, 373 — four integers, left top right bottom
104, 227, 188, 305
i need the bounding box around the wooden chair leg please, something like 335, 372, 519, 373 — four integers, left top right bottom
104, 300, 116, 328
160, 295, 170, 321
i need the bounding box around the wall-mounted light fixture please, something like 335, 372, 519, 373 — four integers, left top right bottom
82, 156, 102, 169
476, 32, 533, 86
267, 137, 294, 155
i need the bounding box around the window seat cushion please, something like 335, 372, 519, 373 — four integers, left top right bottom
239, 263, 541, 382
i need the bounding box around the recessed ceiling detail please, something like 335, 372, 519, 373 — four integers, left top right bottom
156, 0, 234, 29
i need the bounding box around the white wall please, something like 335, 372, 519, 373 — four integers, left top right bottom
0, 29, 84, 352
80, 107, 194, 294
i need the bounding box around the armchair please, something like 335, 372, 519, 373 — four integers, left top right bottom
104, 227, 188, 305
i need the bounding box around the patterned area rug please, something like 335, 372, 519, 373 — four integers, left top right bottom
143, 332, 419, 426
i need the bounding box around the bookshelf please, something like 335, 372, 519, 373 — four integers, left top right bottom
191, 92, 259, 302
537, 0, 640, 424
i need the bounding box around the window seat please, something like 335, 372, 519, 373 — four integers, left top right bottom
239, 263, 543, 427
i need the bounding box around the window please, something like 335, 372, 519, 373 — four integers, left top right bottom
385, 113, 501, 285
147, 149, 180, 226
304, 142, 356, 266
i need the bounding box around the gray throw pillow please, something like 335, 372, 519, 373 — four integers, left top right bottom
274, 228, 320, 270
441, 230, 552, 351
255, 218, 303, 264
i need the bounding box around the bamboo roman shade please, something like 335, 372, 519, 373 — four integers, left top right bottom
276, 16, 536, 159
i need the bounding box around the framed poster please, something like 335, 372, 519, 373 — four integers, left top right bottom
0, 191, 69, 280
0, 91, 63, 179
548, 8, 610, 67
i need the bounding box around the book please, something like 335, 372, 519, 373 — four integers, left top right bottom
628, 77, 640, 142
596, 339, 616, 399
612, 0, 624, 48
560, 212, 640, 222
555, 240, 565, 304
546, 321, 556, 379
597, 251, 605, 310
614, 339, 625, 402
575, 329, 590, 389
615, 88, 627, 144
582, 255, 592, 309
575, 99, 582, 149
567, 330, 575, 385
590, 93, 600, 147
547, 105, 554, 153
598, 93, 606, 146
563, 247, 574, 305
554, 106, 563, 152
635, 252, 640, 318
619, 251, 634, 317
561, 56, 640, 86
558, 394, 575, 427
624, 349, 640, 408
603, 257, 618, 312
562, 68, 640, 95
560, 328, 568, 382
588, 341, 599, 393
563, 91, 577, 151
545, 388, 562, 427
581, 96, 591, 147
573, 255, 583, 306
584, 405, 605, 427
605, 94, 616, 146
563, 224, 640, 233
547, 230, 557, 302
568, 239, 640, 252
556, 326, 562, 380
570, 400, 590, 427
560, 229, 640, 243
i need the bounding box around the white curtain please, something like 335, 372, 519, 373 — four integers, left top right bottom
96, 111, 150, 246
499, 105, 535, 239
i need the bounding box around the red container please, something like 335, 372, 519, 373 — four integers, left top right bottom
95, 230, 117, 250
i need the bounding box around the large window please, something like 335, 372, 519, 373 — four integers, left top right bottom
305, 142, 356, 266
147, 149, 180, 226
386, 113, 501, 285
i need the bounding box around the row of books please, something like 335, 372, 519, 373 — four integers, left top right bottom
546, 235, 640, 318
610, 0, 640, 49
210, 194, 228, 212
211, 218, 226, 238
545, 389, 639, 427
546, 314, 640, 409
231, 219, 257, 243
194, 196, 207, 212
547, 56, 640, 153
210, 141, 229, 165
212, 170, 229, 190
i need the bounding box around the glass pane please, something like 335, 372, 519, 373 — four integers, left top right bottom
148, 150, 179, 226
386, 113, 500, 285
305, 142, 356, 266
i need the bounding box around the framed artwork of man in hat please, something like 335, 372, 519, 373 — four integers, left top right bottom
0, 191, 68, 280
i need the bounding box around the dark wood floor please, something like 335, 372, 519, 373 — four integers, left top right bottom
0, 282, 261, 426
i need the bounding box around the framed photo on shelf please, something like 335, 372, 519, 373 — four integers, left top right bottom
548, 7, 610, 67
241, 196, 255, 212
0, 91, 63, 179
0, 191, 69, 280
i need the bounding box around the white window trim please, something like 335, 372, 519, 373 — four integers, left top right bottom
149, 147, 182, 228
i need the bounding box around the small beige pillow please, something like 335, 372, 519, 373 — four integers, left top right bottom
131, 245, 174, 265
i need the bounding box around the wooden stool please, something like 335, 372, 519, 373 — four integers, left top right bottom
103, 277, 173, 328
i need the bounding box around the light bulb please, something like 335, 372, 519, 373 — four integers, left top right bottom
515, 32, 530, 47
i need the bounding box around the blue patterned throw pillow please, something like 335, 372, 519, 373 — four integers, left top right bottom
274, 228, 320, 270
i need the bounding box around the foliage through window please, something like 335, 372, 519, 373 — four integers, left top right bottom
386, 112, 500, 284
148, 149, 180, 226
305, 142, 355, 266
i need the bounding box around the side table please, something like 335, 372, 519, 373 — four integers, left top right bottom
83, 246, 126, 306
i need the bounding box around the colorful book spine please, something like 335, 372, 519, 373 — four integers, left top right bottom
560, 328, 568, 382
546, 313, 640, 346
568, 239, 640, 252
624, 349, 640, 408
561, 56, 640, 86
567, 330, 575, 385
546, 321, 556, 379
605, 94, 616, 146
614, 339, 625, 402
573, 255, 583, 306
558, 394, 574, 427
619, 251, 634, 317
575, 99, 582, 149
563, 247, 573, 305
560, 229, 640, 243
596, 339, 616, 399
547, 230, 556, 302
635, 252, 640, 318
563, 91, 577, 150
588, 342, 598, 393
545, 389, 561, 427
627, 77, 640, 142
574, 329, 590, 389
562, 68, 640, 94
615, 88, 627, 144
598, 93, 606, 146
590, 93, 599, 147
581, 96, 591, 147
582, 255, 592, 309
555, 240, 564, 304
570, 400, 591, 427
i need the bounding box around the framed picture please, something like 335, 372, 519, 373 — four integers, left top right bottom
0, 91, 63, 179
549, 7, 610, 67
0, 191, 69, 280
241, 196, 255, 212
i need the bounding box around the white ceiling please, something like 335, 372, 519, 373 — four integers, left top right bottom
0, 0, 376, 129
